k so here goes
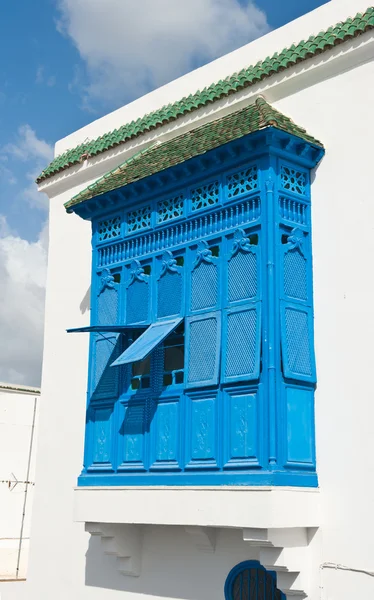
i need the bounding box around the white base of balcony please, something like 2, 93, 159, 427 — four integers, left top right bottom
244, 527, 315, 599
85, 522, 142, 577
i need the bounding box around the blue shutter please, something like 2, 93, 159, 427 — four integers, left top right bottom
280, 228, 316, 384
190, 241, 219, 312
280, 301, 316, 383
222, 303, 261, 384
126, 260, 150, 325
92, 270, 121, 399
185, 311, 221, 388
157, 251, 183, 318
227, 229, 259, 304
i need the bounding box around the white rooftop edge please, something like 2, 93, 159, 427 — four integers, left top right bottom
0, 382, 41, 395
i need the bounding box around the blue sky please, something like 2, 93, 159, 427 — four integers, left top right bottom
0, 0, 329, 385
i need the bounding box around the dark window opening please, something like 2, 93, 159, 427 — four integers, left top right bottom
248, 233, 258, 246
113, 272, 121, 283
131, 355, 151, 390
143, 264, 152, 275
210, 245, 220, 257
281, 233, 289, 244
176, 256, 184, 267
163, 323, 184, 387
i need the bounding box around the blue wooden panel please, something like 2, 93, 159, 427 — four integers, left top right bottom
185, 311, 221, 388
150, 400, 180, 469
222, 303, 261, 384
97, 287, 119, 325
223, 389, 259, 468
126, 279, 149, 324
92, 336, 120, 400
91, 406, 113, 468
186, 395, 217, 467
285, 386, 315, 467
118, 403, 146, 469
283, 248, 307, 301
280, 301, 316, 383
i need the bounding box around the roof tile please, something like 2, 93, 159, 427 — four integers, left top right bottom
37, 6, 372, 183
65, 96, 323, 211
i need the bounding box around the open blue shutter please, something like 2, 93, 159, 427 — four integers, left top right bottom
222, 302, 261, 384
280, 229, 316, 384
185, 311, 221, 388
92, 269, 121, 399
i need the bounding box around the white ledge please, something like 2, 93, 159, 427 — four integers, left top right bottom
74, 486, 320, 529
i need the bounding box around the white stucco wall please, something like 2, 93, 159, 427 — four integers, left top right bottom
8, 1, 374, 599
0, 386, 39, 585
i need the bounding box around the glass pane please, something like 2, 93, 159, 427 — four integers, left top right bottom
142, 376, 150, 389
163, 373, 173, 386
131, 378, 140, 390
165, 345, 184, 371
175, 371, 184, 384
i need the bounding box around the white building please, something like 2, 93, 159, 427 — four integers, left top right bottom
0, 383, 39, 585
5, 1, 374, 598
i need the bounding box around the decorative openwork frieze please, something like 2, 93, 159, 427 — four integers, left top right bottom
98, 198, 261, 267
227, 166, 258, 198
127, 205, 151, 233
98, 215, 121, 242
191, 180, 220, 211
157, 195, 184, 224
280, 165, 307, 196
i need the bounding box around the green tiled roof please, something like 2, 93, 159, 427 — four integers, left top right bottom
38, 6, 373, 184
65, 97, 322, 210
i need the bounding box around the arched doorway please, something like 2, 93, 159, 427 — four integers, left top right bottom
225, 561, 286, 600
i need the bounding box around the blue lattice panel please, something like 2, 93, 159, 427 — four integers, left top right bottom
126, 279, 149, 324
186, 312, 221, 388
280, 302, 316, 382
97, 287, 119, 325
157, 271, 182, 318
92, 337, 120, 399
228, 251, 257, 302
191, 262, 218, 311
223, 304, 261, 383
284, 249, 307, 301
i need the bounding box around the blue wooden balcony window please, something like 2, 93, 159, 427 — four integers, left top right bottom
69, 130, 323, 487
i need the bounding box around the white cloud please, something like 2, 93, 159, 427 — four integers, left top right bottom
0, 216, 47, 387
1, 125, 52, 211
36, 65, 57, 87
3, 125, 53, 163
57, 0, 269, 109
